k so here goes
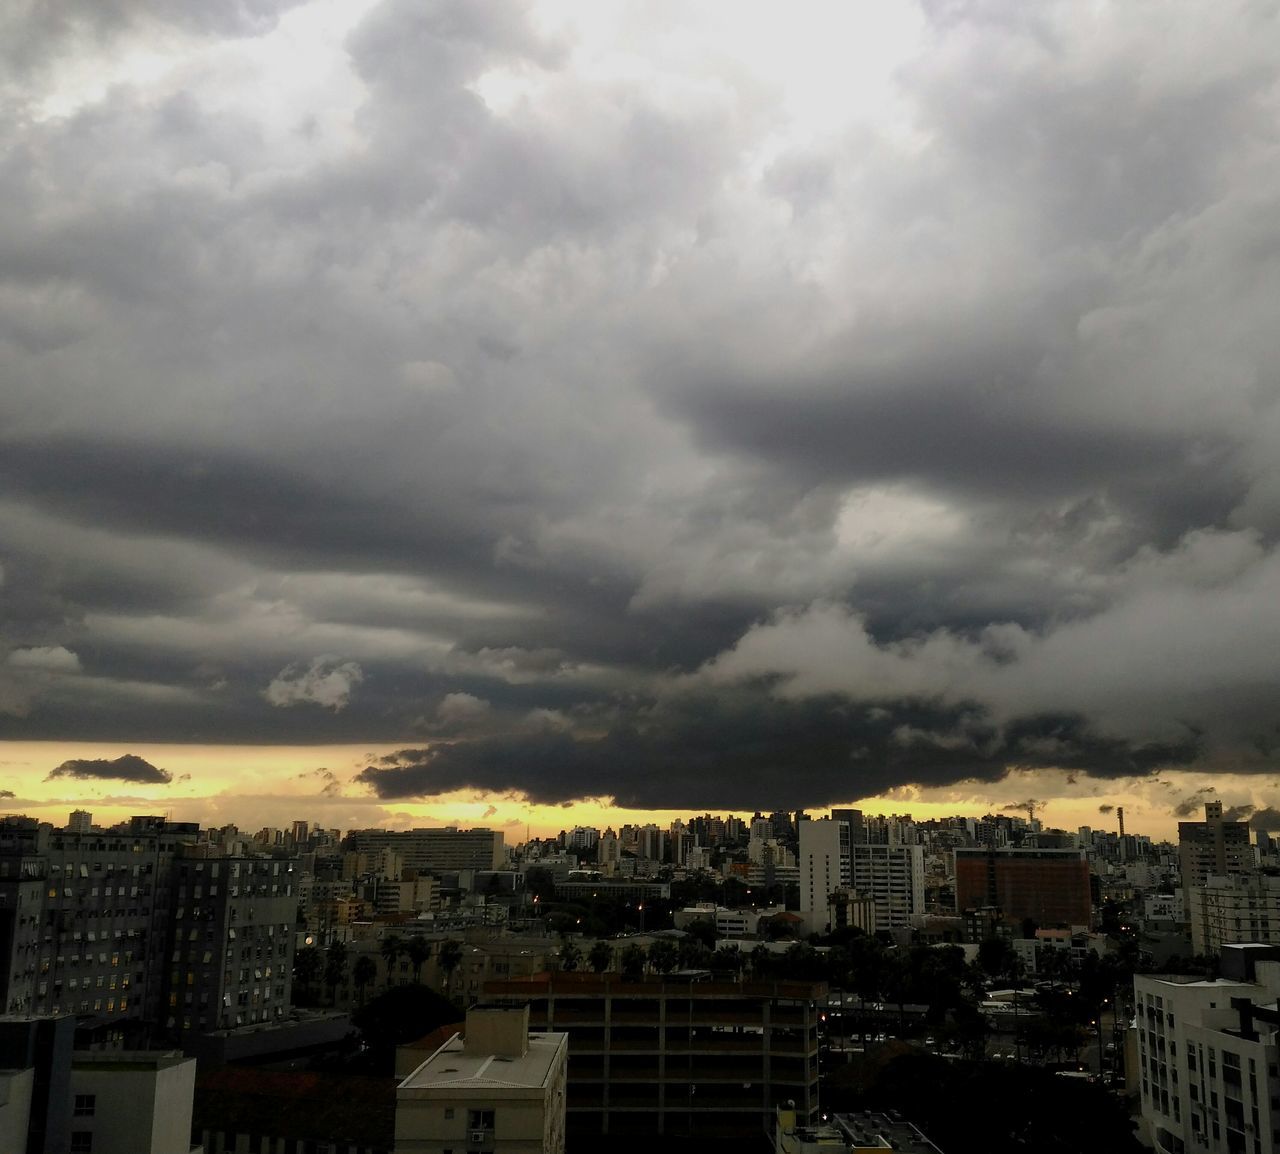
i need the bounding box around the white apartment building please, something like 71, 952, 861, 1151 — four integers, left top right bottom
1135, 944, 1280, 1154
851, 844, 925, 933
1191, 876, 1280, 956
799, 818, 923, 935
396, 1005, 568, 1154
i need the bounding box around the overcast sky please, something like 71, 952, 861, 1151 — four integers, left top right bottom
3, 0, 1280, 827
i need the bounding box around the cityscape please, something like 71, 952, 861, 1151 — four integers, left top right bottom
5, 1, 1280, 1153
3, 797, 1280, 1152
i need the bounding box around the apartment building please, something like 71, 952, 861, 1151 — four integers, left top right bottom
483, 973, 824, 1141
396, 1005, 567, 1154
954, 847, 1092, 929
1191, 876, 1280, 956
799, 818, 923, 935
1135, 944, 1280, 1154
1179, 803, 1252, 890
347, 829, 505, 873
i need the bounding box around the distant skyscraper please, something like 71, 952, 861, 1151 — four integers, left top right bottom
67, 810, 92, 834
954, 847, 1092, 928
1179, 802, 1251, 890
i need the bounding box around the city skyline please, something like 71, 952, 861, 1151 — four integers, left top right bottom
0, 737, 1271, 842
5, 3, 1280, 827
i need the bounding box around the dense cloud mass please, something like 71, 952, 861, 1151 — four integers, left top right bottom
3, 1, 1280, 809
46, 755, 173, 784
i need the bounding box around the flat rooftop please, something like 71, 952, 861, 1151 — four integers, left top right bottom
400, 1031, 565, 1095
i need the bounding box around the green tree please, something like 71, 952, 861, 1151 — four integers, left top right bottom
437, 939, 463, 996
620, 943, 647, 981
351, 985, 462, 1075
588, 940, 614, 974
380, 934, 403, 989
560, 939, 583, 971
352, 954, 377, 1006
324, 939, 348, 1006
406, 936, 432, 984
647, 938, 679, 974
293, 944, 322, 1004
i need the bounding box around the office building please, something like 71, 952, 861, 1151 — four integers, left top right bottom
799, 819, 850, 933
1191, 875, 1280, 956
954, 847, 1091, 929
347, 829, 505, 873
396, 1005, 567, 1154
1179, 802, 1252, 890
484, 973, 823, 1141
1135, 944, 1280, 1154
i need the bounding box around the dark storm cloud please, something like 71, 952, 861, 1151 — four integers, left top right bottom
46, 754, 172, 784
3, 1, 1280, 810
1248, 808, 1280, 832
358, 692, 1200, 809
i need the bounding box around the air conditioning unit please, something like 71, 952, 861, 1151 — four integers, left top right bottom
470, 1130, 489, 1145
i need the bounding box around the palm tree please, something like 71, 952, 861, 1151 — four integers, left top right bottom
293, 944, 322, 1003
437, 940, 463, 997
560, 939, 582, 972
323, 940, 348, 1007
588, 940, 614, 974
620, 943, 647, 981
352, 955, 377, 1006
648, 938, 679, 974
380, 934, 403, 989
406, 936, 432, 984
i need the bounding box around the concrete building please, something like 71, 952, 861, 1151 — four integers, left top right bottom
800, 819, 924, 935
850, 845, 924, 933
1135, 944, 1280, 1154
1191, 875, 1280, 956
164, 854, 298, 1036
483, 973, 824, 1142
348, 829, 505, 874
775, 1103, 944, 1154
396, 1005, 567, 1154
69, 1050, 199, 1154
0, 1067, 34, 1154
1179, 802, 1252, 890
954, 847, 1091, 929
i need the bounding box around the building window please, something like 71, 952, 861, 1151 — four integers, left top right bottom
70, 1134, 92, 1154
73, 1094, 95, 1117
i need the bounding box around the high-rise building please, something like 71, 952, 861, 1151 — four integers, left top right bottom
1135, 944, 1280, 1154
799, 819, 923, 934
1191, 875, 1280, 956
66, 811, 92, 835
1179, 802, 1252, 890
954, 847, 1092, 929
347, 828, 505, 872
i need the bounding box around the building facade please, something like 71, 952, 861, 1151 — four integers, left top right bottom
483, 973, 824, 1141
396, 1006, 567, 1154
1179, 803, 1252, 890
347, 830, 505, 874
954, 847, 1092, 929
1135, 944, 1280, 1154
1191, 876, 1280, 957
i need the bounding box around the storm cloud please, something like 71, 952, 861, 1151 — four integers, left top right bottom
3, 1, 1280, 809
46, 755, 173, 785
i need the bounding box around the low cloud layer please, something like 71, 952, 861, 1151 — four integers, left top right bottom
46, 755, 173, 784
3, 1, 1280, 810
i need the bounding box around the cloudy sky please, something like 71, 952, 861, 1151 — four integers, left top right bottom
3, 0, 1280, 837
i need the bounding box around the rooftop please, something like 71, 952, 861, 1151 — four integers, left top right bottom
400, 1030, 566, 1095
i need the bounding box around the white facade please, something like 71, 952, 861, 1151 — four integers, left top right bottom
69, 1051, 199, 1154
1191, 876, 1280, 956
396, 1006, 568, 1154
799, 819, 850, 933
799, 819, 923, 934
850, 844, 925, 933
1135, 950, 1280, 1154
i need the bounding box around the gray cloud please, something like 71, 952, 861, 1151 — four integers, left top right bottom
2, 1, 1280, 810
46, 754, 173, 784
